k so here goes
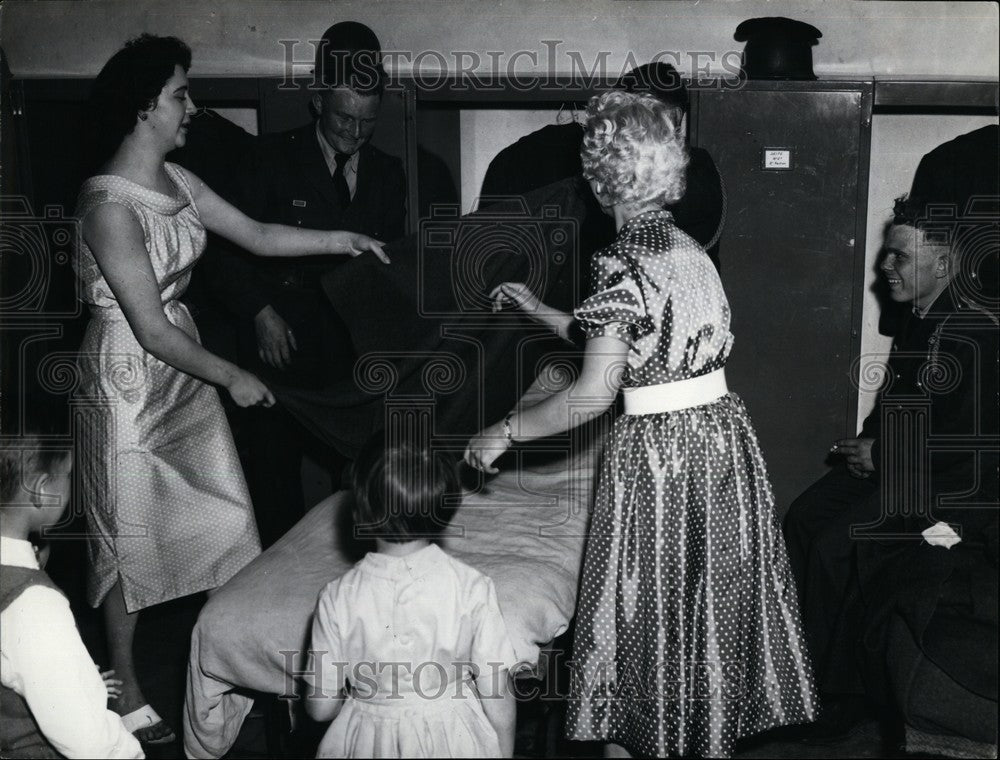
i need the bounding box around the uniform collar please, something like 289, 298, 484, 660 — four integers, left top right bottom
913, 283, 959, 320
315, 122, 360, 178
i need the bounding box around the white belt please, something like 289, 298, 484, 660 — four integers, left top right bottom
623, 368, 728, 415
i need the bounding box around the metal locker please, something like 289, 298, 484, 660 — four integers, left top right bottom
694, 81, 873, 511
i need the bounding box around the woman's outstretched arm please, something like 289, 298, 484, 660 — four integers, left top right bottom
180, 167, 388, 263
464, 335, 627, 473
83, 203, 274, 407
490, 282, 578, 344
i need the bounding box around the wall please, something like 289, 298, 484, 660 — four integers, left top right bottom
1, 1, 997, 79
459, 108, 570, 213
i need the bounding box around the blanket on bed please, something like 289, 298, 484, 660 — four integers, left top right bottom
184, 428, 602, 758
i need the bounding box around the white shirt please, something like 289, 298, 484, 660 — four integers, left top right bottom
0, 536, 144, 759
316, 122, 359, 198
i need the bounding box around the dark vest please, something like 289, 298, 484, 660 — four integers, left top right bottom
1, 565, 64, 759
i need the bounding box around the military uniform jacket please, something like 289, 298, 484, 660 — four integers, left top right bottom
859, 284, 999, 535
216, 122, 407, 321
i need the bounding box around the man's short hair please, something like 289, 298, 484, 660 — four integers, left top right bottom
614, 62, 689, 116
315, 21, 385, 95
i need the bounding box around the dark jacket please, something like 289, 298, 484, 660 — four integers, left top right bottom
184, 121, 407, 386
853, 284, 998, 706
276, 178, 590, 455
910, 125, 999, 311
217, 123, 407, 321
479, 122, 725, 271
859, 284, 999, 533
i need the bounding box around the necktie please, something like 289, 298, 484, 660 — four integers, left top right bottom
333, 152, 351, 210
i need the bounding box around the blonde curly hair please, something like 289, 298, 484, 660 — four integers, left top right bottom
580, 90, 688, 208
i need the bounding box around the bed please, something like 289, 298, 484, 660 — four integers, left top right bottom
183, 408, 604, 758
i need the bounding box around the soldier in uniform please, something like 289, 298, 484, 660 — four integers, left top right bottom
784, 194, 999, 734
208, 22, 406, 546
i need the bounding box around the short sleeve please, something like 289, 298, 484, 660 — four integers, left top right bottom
573, 249, 652, 344
309, 583, 347, 696
469, 576, 520, 678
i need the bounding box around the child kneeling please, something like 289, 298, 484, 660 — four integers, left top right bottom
305, 433, 518, 758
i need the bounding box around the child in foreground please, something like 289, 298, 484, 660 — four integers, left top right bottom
305, 433, 519, 758
1, 433, 143, 758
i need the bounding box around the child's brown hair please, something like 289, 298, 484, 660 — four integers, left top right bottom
350, 430, 459, 542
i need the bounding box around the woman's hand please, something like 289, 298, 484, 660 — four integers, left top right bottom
331, 232, 389, 263
463, 423, 511, 475
226, 370, 276, 408
490, 282, 541, 313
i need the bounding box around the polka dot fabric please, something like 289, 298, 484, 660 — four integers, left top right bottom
565, 211, 817, 757
74, 163, 261, 613
574, 209, 733, 387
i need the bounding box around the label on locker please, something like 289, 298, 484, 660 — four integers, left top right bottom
762, 148, 793, 170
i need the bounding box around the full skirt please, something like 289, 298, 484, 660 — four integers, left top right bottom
565, 393, 817, 757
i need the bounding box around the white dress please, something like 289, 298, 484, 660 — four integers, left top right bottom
74, 163, 261, 612
310, 544, 520, 758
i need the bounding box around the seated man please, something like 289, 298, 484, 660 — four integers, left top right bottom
784, 194, 999, 734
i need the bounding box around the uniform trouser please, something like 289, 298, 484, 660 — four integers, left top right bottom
784, 466, 882, 693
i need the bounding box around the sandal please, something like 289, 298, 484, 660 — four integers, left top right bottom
120, 704, 176, 745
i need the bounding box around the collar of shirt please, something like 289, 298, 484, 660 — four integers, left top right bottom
0, 536, 40, 569
360, 542, 445, 581
912, 284, 949, 319
315, 122, 359, 187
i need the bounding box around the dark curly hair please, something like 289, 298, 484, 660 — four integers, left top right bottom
350, 429, 459, 543
87, 34, 192, 169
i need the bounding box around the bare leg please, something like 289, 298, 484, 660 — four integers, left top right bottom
102, 580, 175, 742
604, 742, 633, 758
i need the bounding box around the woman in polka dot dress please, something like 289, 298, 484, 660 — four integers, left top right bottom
73, 35, 386, 743
465, 90, 817, 757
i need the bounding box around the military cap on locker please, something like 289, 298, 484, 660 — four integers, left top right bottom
315, 21, 385, 92
734, 17, 822, 80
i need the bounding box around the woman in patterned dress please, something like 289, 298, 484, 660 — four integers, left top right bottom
465, 90, 817, 757
75, 35, 387, 744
